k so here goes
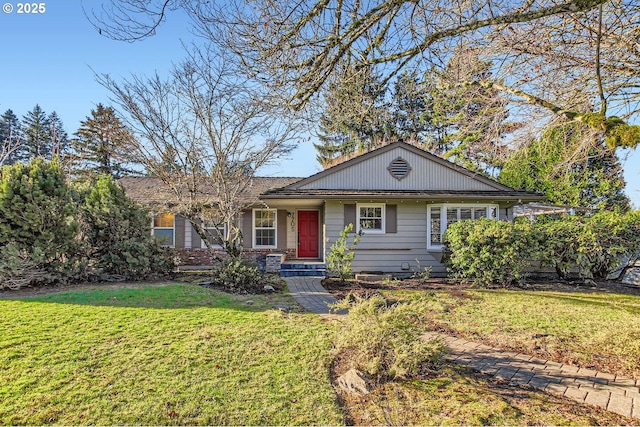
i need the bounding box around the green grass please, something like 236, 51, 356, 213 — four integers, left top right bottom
0, 284, 343, 425
384, 288, 640, 378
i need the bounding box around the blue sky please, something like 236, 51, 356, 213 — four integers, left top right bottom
1, 0, 639, 207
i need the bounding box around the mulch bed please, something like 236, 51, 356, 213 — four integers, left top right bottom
322, 277, 640, 299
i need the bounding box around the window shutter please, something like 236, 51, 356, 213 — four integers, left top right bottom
386, 204, 397, 233
242, 210, 253, 248
174, 215, 185, 249
344, 204, 356, 231
277, 210, 287, 248
191, 219, 202, 249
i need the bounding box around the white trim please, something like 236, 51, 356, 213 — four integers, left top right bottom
427, 204, 499, 251
252, 208, 278, 248
356, 203, 386, 234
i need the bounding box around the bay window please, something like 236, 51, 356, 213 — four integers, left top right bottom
428, 204, 498, 249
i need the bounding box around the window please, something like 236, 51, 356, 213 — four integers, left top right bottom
357, 203, 385, 233
428, 204, 498, 249
253, 209, 277, 247
201, 224, 227, 249
153, 213, 175, 246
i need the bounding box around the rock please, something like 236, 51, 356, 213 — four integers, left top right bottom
337, 369, 371, 397
197, 281, 213, 287
263, 285, 275, 292
274, 305, 291, 313
245, 300, 254, 305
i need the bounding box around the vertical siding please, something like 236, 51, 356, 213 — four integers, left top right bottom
299, 147, 499, 191
324, 201, 445, 274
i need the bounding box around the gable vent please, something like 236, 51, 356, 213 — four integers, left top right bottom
388, 157, 411, 180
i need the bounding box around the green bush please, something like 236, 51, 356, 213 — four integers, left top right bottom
0, 159, 85, 286
79, 175, 175, 280
444, 218, 539, 287
332, 295, 444, 380
443, 212, 640, 286
209, 258, 282, 294
536, 211, 640, 279
327, 224, 362, 280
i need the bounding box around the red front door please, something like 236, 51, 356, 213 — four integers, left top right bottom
298, 210, 319, 258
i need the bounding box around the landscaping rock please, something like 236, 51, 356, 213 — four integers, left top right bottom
337, 369, 372, 397
197, 281, 213, 287
263, 285, 275, 292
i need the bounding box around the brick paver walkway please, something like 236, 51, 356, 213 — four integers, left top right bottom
284, 276, 340, 314
423, 332, 640, 420
284, 277, 639, 420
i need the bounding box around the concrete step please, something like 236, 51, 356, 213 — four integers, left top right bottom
280, 269, 326, 277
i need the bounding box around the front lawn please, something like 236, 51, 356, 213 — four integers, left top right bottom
420, 289, 640, 378
0, 284, 343, 425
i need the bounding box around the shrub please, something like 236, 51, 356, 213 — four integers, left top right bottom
0, 159, 85, 287
79, 175, 175, 280
444, 218, 539, 287
536, 211, 640, 280
332, 295, 444, 380
327, 224, 362, 280
209, 257, 283, 294
0, 244, 56, 290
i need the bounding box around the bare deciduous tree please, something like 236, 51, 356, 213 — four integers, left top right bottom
99, 46, 301, 258
89, 0, 640, 148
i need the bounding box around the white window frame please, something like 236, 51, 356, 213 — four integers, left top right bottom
253, 208, 277, 248
356, 203, 386, 234
427, 204, 499, 250
152, 213, 175, 247
200, 223, 227, 249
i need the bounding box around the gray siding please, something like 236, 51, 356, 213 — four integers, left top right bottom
175, 215, 186, 249
325, 201, 445, 274
242, 210, 252, 249
299, 146, 499, 192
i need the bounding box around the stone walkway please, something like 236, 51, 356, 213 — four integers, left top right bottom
422, 332, 640, 420
284, 276, 340, 314
284, 276, 640, 420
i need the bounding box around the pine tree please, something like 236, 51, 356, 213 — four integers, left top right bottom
47, 111, 69, 158
426, 51, 513, 174
20, 105, 52, 161
315, 62, 395, 167
71, 104, 137, 178
392, 70, 436, 144
0, 109, 23, 165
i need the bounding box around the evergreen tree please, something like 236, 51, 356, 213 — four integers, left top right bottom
392, 70, 436, 144
0, 109, 23, 165
499, 123, 630, 211
0, 159, 83, 284
314, 51, 513, 172
314, 62, 395, 167
79, 175, 174, 278
71, 104, 136, 178
427, 51, 513, 174
47, 111, 69, 158
20, 105, 52, 161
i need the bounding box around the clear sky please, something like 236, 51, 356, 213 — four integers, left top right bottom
1, 0, 639, 207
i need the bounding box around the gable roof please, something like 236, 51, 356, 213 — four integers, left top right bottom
263, 142, 542, 201
119, 176, 301, 209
